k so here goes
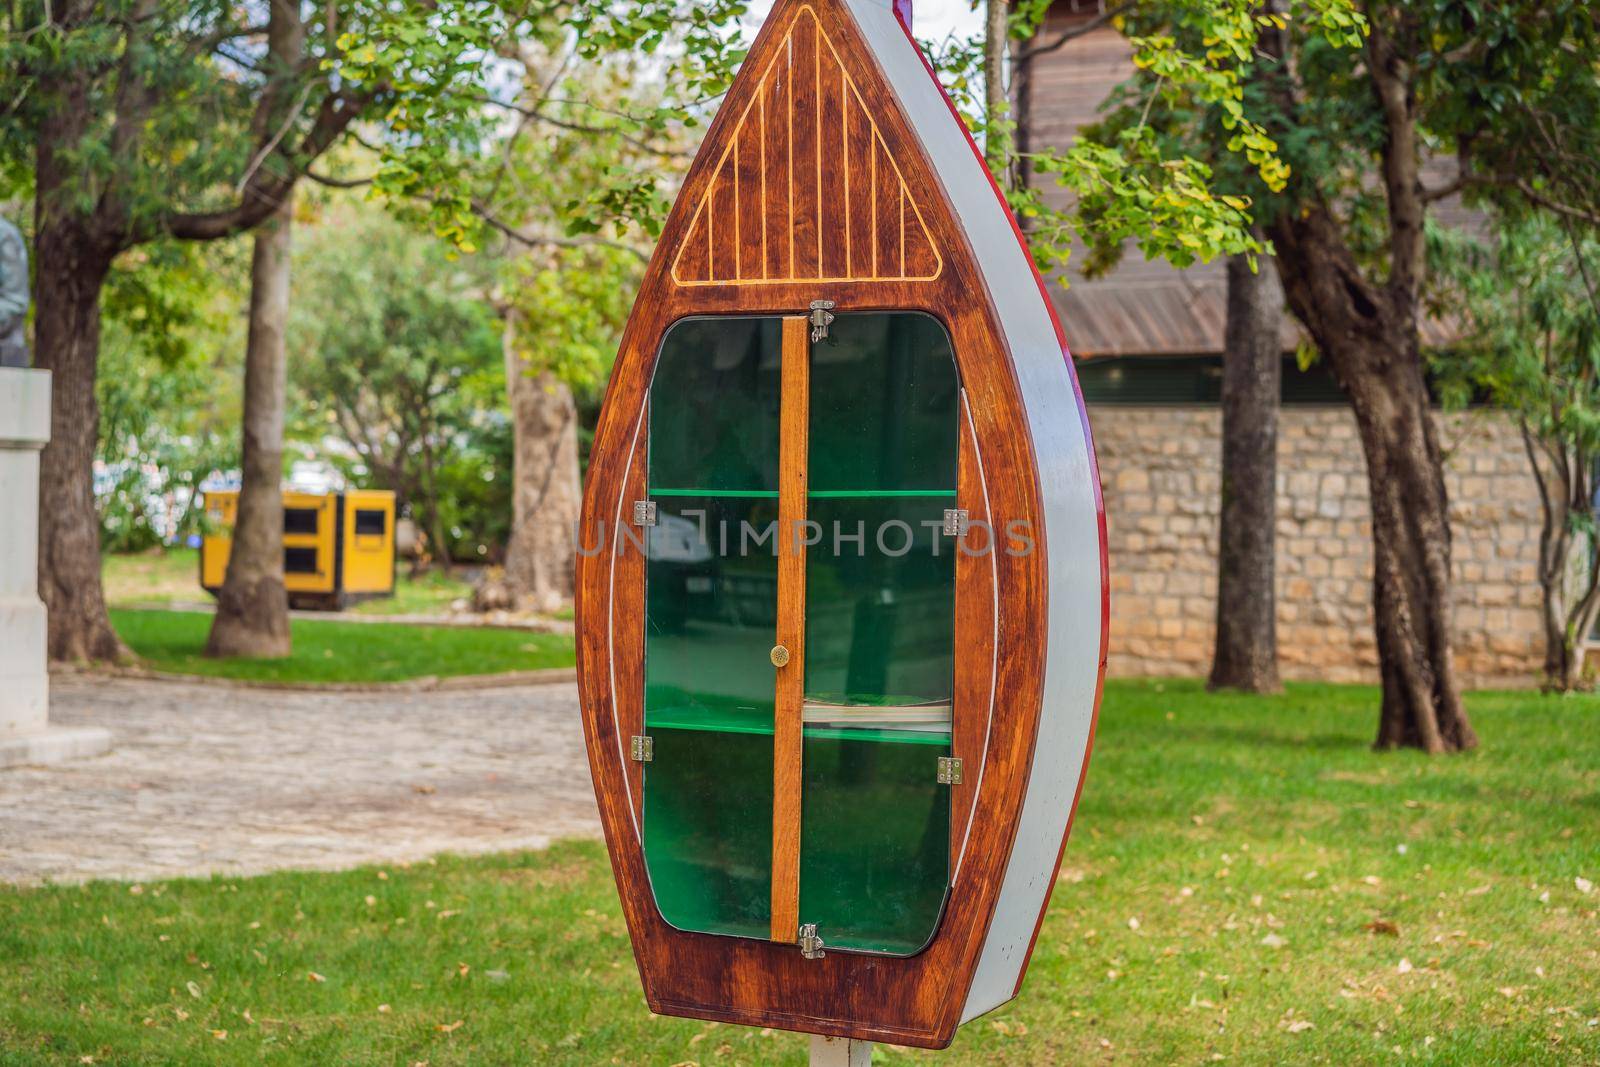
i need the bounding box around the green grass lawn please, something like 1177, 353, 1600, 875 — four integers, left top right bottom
102, 549, 475, 617
3, 682, 1598, 1064
109, 610, 573, 684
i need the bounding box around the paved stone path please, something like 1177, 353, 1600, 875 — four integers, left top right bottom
0, 675, 601, 885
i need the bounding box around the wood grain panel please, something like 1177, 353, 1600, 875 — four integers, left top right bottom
790, 15, 822, 280
670, 4, 942, 286
735, 123, 765, 279
817, 55, 849, 280
575, 0, 1052, 1048
951, 391, 994, 875
770, 315, 811, 944
762, 73, 792, 280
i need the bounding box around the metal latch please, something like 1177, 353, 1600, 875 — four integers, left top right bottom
798, 922, 826, 960
942, 508, 970, 537
633, 500, 657, 526
937, 756, 963, 785
808, 299, 836, 342
630, 735, 654, 762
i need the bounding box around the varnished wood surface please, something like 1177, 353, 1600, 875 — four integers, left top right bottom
575, 0, 1048, 1048
615, 403, 648, 822
951, 390, 996, 877
770, 315, 811, 944
671, 5, 941, 287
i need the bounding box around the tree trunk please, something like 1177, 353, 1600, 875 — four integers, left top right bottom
32, 215, 129, 662
206, 193, 293, 658
502, 314, 580, 612
983, 0, 1012, 182
1209, 246, 1282, 693
1269, 204, 1477, 752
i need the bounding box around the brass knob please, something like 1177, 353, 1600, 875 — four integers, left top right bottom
770, 644, 790, 667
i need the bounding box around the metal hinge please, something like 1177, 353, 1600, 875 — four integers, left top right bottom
808, 299, 837, 343
942, 508, 970, 537
632, 500, 657, 526
798, 922, 826, 960
630, 735, 654, 762
937, 756, 964, 785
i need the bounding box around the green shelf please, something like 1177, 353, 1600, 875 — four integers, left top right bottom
648, 488, 779, 498
647, 706, 951, 746
647, 488, 953, 499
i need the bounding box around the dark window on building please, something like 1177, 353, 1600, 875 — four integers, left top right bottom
1075, 355, 1348, 405
354, 509, 387, 536
284, 547, 320, 574
284, 507, 320, 535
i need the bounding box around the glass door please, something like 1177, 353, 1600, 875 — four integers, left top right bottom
640, 310, 959, 956
642, 316, 783, 939
799, 312, 958, 955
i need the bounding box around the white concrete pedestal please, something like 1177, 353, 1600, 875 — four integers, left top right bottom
0, 368, 110, 768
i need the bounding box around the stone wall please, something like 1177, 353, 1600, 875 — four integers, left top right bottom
1092, 405, 1545, 686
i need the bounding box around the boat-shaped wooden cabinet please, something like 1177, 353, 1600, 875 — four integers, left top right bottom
576, 0, 1107, 1049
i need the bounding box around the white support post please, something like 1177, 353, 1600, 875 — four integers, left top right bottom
809, 1034, 874, 1066
0, 368, 110, 767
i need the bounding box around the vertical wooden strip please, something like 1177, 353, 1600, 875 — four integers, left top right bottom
789, 16, 820, 279
951, 391, 995, 875
735, 122, 764, 280
873, 137, 900, 282
763, 70, 788, 280
616, 403, 650, 823
770, 316, 810, 944
843, 86, 875, 281
817, 59, 848, 278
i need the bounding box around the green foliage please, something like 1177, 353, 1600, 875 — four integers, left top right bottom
501, 247, 636, 396
3, 681, 1598, 1062
1431, 213, 1600, 684
289, 205, 504, 561
935, 1, 1367, 283
1432, 216, 1600, 448
96, 242, 244, 552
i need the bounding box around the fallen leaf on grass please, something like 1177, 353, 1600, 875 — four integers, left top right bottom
377, 1004, 391, 1014
1465, 884, 1492, 896
1364, 919, 1400, 937
185, 981, 202, 999
1286, 1020, 1314, 1034
210, 1030, 227, 1041
307, 972, 326, 983
1260, 933, 1287, 949
1577, 877, 1594, 895
437, 1020, 464, 1034
1396, 959, 1414, 974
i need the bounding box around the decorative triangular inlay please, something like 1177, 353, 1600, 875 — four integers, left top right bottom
671, 5, 943, 286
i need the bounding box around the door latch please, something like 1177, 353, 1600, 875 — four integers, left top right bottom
808, 300, 836, 343
798, 922, 826, 960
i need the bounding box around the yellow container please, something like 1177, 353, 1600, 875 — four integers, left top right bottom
200, 489, 397, 610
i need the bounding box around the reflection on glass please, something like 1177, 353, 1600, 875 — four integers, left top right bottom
799, 311, 958, 957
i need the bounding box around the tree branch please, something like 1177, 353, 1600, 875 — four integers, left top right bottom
1366, 13, 1425, 304
1015, 3, 1131, 63
472, 204, 649, 262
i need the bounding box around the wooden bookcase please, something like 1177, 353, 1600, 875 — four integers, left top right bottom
576, 0, 1108, 1048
